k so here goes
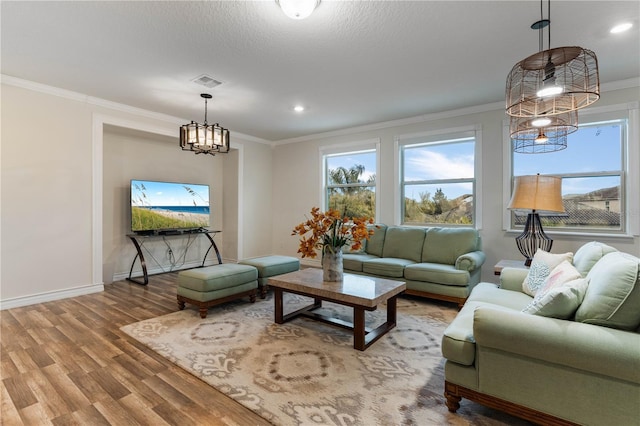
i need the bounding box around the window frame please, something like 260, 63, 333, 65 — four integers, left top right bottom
319, 138, 380, 220
395, 125, 482, 228
503, 102, 639, 238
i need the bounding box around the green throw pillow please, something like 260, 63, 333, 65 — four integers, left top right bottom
575, 252, 640, 330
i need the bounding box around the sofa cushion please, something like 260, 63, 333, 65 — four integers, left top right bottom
362, 258, 415, 278
573, 241, 618, 277
442, 301, 517, 366
468, 282, 534, 310
343, 253, 379, 272
522, 249, 574, 296
442, 301, 483, 366
575, 252, 640, 331
381, 226, 426, 263
404, 263, 470, 287
364, 224, 387, 257
522, 260, 586, 319
422, 228, 479, 265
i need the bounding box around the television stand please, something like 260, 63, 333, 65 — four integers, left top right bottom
125, 230, 222, 286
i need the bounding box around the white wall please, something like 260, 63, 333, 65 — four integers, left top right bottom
1, 79, 273, 308
271, 85, 640, 283
102, 125, 225, 281
1, 84, 97, 303
1, 77, 637, 307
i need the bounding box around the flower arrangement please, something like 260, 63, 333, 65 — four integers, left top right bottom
291, 207, 375, 258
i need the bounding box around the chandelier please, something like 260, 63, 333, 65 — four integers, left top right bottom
510, 110, 578, 153
180, 94, 230, 156
505, 0, 600, 117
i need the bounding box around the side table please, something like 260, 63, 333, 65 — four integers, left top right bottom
494, 259, 529, 276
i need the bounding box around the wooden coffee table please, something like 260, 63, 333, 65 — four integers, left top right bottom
267, 268, 406, 351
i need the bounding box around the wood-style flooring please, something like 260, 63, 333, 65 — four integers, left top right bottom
1, 273, 270, 426
1, 273, 527, 426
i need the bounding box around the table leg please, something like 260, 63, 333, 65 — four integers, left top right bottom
353, 307, 366, 351
274, 288, 284, 324
387, 295, 397, 326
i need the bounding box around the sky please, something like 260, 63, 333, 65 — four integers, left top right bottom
327, 120, 623, 201
131, 180, 210, 206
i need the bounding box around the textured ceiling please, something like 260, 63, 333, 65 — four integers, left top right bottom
2, 1, 639, 142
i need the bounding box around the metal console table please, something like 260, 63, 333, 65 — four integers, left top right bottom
126, 230, 222, 285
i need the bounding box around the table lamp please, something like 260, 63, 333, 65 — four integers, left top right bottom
507, 174, 565, 266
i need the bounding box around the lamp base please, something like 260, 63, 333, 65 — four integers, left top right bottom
515, 212, 553, 266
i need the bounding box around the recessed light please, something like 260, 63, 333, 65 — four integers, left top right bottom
610, 22, 633, 34
293, 105, 305, 112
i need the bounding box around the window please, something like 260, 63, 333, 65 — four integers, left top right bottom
512, 119, 627, 233
323, 148, 377, 218
399, 130, 476, 226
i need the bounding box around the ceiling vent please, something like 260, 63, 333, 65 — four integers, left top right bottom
192, 74, 222, 88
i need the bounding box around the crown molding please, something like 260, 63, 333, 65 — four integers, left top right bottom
0, 74, 271, 145
273, 101, 505, 146
3, 73, 637, 147
272, 77, 640, 146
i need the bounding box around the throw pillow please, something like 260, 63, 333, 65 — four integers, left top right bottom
522, 261, 587, 319
522, 249, 574, 296
575, 252, 640, 331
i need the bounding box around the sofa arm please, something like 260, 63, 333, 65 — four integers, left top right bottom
473, 307, 640, 384
455, 250, 486, 271
499, 267, 529, 292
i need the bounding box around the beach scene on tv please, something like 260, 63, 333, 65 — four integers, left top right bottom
131, 180, 210, 232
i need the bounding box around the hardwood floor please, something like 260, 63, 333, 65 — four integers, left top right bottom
1, 274, 271, 425
2, 274, 529, 426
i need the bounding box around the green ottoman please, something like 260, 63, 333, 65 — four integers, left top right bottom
238, 255, 300, 298
177, 264, 258, 318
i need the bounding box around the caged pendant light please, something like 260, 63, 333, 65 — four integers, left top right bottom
180, 93, 230, 156
506, 0, 600, 119
510, 109, 578, 153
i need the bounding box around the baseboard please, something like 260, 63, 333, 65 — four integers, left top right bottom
0, 283, 105, 310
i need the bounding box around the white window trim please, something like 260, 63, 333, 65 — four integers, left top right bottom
394, 125, 482, 228
502, 101, 639, 238
319, 138, 381, 220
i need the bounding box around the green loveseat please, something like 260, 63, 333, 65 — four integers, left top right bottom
343, 225, 485, 306
442, 242, 640, 425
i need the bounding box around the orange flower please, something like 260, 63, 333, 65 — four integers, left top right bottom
291, 207, 375, 258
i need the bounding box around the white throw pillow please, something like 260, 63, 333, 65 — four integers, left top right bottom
523, 261, 586, 319
523, 278, 589, 319
522, 249, 574, 296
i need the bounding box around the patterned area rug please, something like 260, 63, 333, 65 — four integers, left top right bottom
121, 294, 526, 425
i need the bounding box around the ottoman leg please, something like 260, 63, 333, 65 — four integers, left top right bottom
178, 297, 186, 310
250, 290, 257, 303
260, 284, 268, 299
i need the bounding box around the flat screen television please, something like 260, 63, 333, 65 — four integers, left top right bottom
130, 179, 210, 234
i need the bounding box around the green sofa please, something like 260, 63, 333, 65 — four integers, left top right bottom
343, 225, 485, 306
442, 242, 640, 425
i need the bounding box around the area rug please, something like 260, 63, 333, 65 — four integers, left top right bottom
120, 294, 466, 425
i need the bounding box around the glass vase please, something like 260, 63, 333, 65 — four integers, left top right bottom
322, 247, 344, 282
